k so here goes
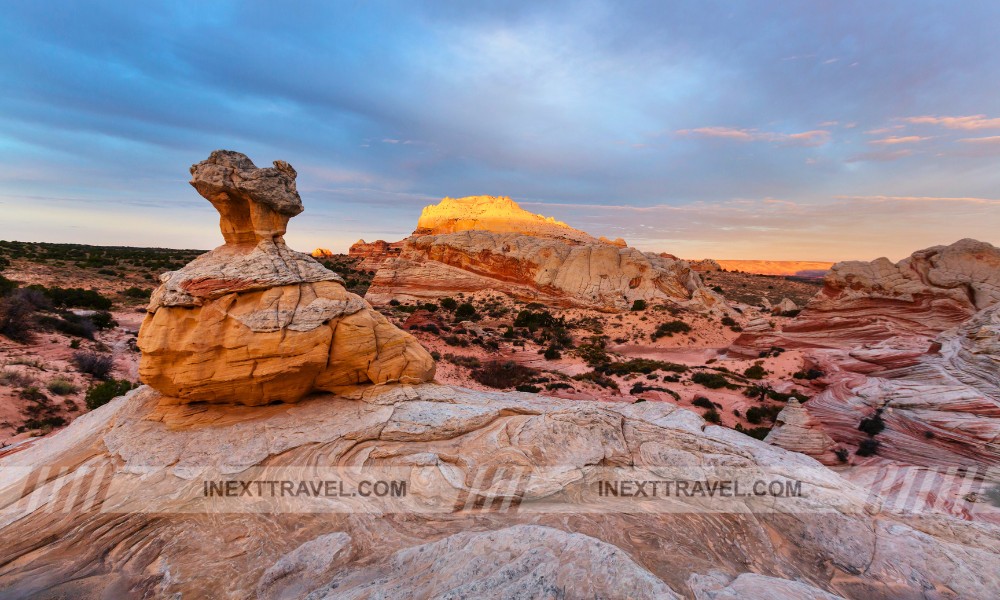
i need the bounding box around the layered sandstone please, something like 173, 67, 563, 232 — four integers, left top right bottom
733, 239, 1000, 354
348, 238, 405, 271
2, 383, 997, 597
137, 151, 434, 405
367, 230, 726, 312
365, 196, 727, 313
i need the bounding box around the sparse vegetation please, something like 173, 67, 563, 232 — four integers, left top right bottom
46, 377, 79, 396
856, 438, 880, 457
72, 352, 114, 379
470, 361, 537, 389
858, 411, 886, 436
651, 320, 692, 340
85, 379, 138, 410
691, 372, 735, 389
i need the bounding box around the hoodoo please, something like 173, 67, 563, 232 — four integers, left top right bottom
136, 150, 435, 405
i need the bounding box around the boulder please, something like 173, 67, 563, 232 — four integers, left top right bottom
137, 151, 435, 405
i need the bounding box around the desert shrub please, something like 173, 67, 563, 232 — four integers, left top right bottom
19, 386, 47, 402
513, 310, 561, 331
702, 409, 721, 424
470, 361, 537, 389
780, 309, 801, 318
743, 364, 767, 380
546, 382, 573, 391
856, 438, 880, 457
85, 379, 137, 410
46, 377, 79, 396
721, 316, 738, 327
858, 412, 886, 436
0, 369, 35, 387
32, 286, 112, 310
603, 359, 687, 376
734, 423, 772, 440
572, 371, 619, 391
543, 346, 561, 360
439, 297, 458, 311
691, 372, 733, 389
123, 287, 152, 299
745, 405, 782, 424
766, 389, 809, 403
418, 303, 439, 312
0, 274, 18, 297
443, 335, 468, 347
793, 368, 824, 380
630, 299, 647, 311
37, 314, 96, 339
834, 448, 850, 463
692, 396, 715, 409
454, 302, 478, 321
515, 384, 541, 393
444, 353, 482, 369
419, 323, 440, 334
651, 320, 691, 340
575, 337, 612, 367
0, 294, 39, 343
430, 351, 441, 361
72, 352, 114, 379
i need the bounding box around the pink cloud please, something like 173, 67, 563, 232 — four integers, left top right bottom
957, 135, 1000, 144
904, 115, 1000, 130
676, 127, 830, 146
869, 135, 932, 145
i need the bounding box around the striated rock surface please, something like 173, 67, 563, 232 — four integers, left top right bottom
366, 196, 728, 313
764, 399, 838, 462
1, 383, 998, 598
348, 238, 405, 271
137, 151, 434, 405
414, 195, 594, 243
733, 239, 1000, 355
367, 230, 726, 312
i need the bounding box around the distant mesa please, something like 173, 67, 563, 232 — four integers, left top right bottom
357, 195, 728, 313
137, 150, 435, 406
692, 259, 834, 278
311, 248, 335, 258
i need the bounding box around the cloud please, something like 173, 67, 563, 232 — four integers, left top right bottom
868, 135, 932, 145
957, 135, 1000, 144
675, 127, 831, 146
904, 115, 1000, 130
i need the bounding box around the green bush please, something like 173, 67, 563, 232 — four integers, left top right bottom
0, 274, 16, 297
702, 409, 721, 424
858, 413, 886, 436
123, 287, 152, 299
85, 379, 137, 410
602, 359, 687, 376
513, 310, 560, 331
856, 438, 880, 457
46, 377, 79, 396
691, 372, 732, 389
745, 405, 783, 424
454, 302, 478, 321
439, 297, 458, 311
630, 299, 647, 311
31, 286, 113, 310
743, 364, 767, 380
651, 320, 691, 340
72, 352, 114, 379
692, 396, 715, 409
572, 371, 619, 391
543, 346, 561, 360
734, 423, 772, 440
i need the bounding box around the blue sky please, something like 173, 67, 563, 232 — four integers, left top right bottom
1, 0, 999, 260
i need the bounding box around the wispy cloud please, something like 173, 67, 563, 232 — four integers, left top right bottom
957, 135, 1000, 144
868, 135, 932, 145
903, 115, 1000, 130
675, 127, 831, 146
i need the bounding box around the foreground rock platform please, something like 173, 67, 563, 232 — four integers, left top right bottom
1, 383, 997, 598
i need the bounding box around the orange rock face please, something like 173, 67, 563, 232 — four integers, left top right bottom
414, 195, 594, 243
137, 151, 435, 406
348, 238, 405, 271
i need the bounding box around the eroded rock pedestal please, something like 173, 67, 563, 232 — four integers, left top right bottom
137, 151, 435, 405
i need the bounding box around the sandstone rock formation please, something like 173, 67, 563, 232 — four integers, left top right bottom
414, 195, 594, 243
137, 151, 435, 405
364, 196, 728, 313
733, 239, 1000, 354
348, 238, 405, 271
731, 239, 1000, 468
690, 258, 722, 272
2, 383, 997, 598
772, 297, 799, 315
310, 248, 335, 258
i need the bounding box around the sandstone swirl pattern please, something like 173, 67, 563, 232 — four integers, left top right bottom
2, 384, 998, 598
137, 151, 435, 405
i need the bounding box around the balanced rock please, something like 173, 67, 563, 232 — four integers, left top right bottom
137, 151, 435, 405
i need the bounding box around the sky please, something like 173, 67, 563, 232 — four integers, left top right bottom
1, 1, 999, 261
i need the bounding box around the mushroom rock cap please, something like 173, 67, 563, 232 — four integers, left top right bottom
190, 149, 304, 245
